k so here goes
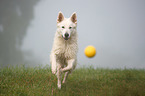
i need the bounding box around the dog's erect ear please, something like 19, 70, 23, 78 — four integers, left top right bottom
70, 12, 77, 24
57, 11, 64, 23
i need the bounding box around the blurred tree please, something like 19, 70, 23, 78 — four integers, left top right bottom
0, 0, 39, 66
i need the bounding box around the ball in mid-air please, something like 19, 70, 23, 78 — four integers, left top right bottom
84, 45, 96, 58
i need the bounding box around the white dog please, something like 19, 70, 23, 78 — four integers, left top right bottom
50, 12, 78, 89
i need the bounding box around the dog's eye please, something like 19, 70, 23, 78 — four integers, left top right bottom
62, 26, 65, 28
69, 27, 72, 29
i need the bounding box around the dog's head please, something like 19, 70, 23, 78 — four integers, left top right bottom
57, 12, 77, 40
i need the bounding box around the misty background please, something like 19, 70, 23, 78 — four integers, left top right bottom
0, 0, 145, 69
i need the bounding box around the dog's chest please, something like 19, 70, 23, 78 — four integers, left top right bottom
55, 42, 77, 60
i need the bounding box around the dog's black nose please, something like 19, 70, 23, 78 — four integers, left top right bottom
65, 33, 69, 37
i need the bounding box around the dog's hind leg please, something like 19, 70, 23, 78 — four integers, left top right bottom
56, 64, 62, 89
62, 71, 70, 83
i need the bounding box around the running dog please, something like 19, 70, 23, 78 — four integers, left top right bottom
50, 12, 78, 89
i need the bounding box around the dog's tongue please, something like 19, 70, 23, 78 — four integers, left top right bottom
62, 35, 69, 40
64, 37, 68, 40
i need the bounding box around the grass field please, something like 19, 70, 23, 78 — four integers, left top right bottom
0, 65, 145, 96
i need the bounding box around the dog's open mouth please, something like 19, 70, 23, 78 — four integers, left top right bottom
62, 35, 69, 40
64, 37, 69, 40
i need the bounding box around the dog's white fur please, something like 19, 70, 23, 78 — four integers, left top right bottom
50, 12, 78, 89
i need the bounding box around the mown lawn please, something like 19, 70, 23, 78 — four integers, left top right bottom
0, 66, 145, 96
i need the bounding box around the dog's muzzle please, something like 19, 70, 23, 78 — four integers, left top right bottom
63, 33, 70, 40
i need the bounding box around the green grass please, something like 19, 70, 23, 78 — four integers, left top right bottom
0, 66, 145, 96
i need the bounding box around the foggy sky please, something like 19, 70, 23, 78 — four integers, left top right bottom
4, 0, 145, 69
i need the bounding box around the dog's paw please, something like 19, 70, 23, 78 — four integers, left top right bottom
52, 70, 56, 74
62, 80, 65, 84
58, 84, 61, 89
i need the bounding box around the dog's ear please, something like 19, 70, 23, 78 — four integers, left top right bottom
57, 11, 64, 23
70, 12, 77, 24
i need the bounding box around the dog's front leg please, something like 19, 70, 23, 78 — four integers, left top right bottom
61, 59, 75, 72
51, 53, 57, 74
56, 64, 62, 89
62, 71, 70, 83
